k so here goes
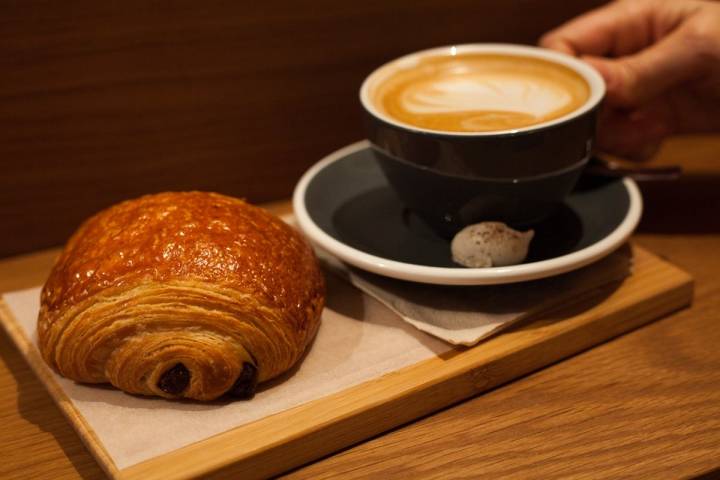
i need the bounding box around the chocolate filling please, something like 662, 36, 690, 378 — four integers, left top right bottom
157, 363, 190, 395
228, 362, 258, 399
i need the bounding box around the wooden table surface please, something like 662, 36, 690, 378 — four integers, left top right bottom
1, 136, 719, 479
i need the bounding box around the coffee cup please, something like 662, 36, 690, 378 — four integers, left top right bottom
360, 44, 605, 236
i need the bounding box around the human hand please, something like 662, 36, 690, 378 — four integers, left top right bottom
541, 0, 720, 160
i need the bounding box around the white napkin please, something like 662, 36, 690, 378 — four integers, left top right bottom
320, 248, 632, 346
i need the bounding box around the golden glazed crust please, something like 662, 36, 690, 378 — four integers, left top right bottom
38, 192, 324, 401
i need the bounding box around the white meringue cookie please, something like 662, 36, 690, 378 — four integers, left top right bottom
451, 222, 535, 268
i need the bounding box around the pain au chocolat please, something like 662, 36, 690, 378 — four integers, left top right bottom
38, 192, 324, 401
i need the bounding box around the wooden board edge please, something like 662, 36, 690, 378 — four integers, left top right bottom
0, 299, 121, 480
118, 247, 694, 480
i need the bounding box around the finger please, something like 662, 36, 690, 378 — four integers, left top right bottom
596, 104, 674, 161
540, 0, 653, 57
597, 118, 662, 161
583, 28, 702, 108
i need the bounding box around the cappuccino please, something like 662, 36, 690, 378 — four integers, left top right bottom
370, 53, 591, 132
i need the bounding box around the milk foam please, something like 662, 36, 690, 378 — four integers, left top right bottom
399, 74, 573, 120
373, 53, 591, 132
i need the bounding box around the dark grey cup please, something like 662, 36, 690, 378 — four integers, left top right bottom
360, 44, 605, 237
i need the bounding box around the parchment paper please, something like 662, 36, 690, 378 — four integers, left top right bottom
2, 249, 629, 469
3, 279, 450, 470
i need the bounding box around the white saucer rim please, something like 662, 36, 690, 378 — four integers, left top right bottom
292, 140, 642, 285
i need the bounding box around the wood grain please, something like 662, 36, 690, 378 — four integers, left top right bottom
0, 245, 693, 480
0, 0, 605, 258
1, 133, 719, 478
281, 136, 720, 480
1, 0, 720, 477
284, 240, 720, 480
0, 301, 119, 479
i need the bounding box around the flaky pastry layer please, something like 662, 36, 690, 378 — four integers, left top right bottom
38, 192, 324, 401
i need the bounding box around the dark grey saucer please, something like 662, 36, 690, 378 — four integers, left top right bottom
303, 145, 631, 269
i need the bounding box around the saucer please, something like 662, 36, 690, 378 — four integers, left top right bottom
293, 140, 642, 285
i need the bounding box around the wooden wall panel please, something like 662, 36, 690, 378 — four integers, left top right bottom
0, 0, 605, 257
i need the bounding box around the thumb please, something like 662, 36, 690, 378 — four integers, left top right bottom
583, 29, 701, 108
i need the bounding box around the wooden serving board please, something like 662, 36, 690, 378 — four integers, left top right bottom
0, 244, 692, 480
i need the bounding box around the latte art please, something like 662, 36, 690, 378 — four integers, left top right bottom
372, 54, 591, 132
400, 75, 574, 128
